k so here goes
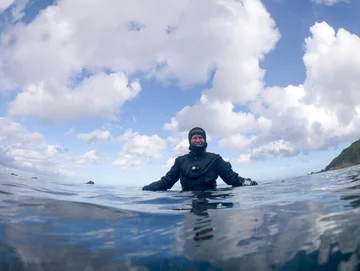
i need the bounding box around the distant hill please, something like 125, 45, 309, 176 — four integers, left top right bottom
325, 139, 360, 171
308, 138, 360, 175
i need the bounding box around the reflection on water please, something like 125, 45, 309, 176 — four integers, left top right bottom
1, 166, 360, 270
188, 191, 234, 242
175, 190, 360, 271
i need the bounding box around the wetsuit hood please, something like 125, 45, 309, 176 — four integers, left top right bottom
188, 127, 207, 153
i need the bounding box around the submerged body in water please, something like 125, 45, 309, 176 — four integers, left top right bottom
1, 166, 360, 270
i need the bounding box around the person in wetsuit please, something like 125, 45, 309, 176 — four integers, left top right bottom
142, 127, 257, 191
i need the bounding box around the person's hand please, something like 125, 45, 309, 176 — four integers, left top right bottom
142, 184, 154, 191
243, 178, 258, 186
142, 182, 162, 191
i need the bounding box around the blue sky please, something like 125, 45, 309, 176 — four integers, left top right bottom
1, 0, 360, 187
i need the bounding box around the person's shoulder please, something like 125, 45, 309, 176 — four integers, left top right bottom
176, 153, 190, 161
205, 152, 221, 159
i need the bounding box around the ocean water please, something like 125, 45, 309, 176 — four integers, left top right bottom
1, 166, 360, 271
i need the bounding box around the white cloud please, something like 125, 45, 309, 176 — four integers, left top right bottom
46, 145, 67, 157
75, 150, 100, 165
10, 0, 29, 22
0, 117, 43, 143
231, 140, 297, 164
252, 84, 359, 155
303, 22, 360, 126
115, 128, 138, 142
252, 85, 311, 145
172, 139, 189, 156
163, 157, 176, 168
219, 134, 255, 153
77, 128, 169, 167
165, 20, 360, 162
201, 1, 280, 104
77, 130, 112, 144
0, 0, 15, 13
164, 97, 258, 138
64, 128, 74, 136
251, 140, 297, 160
167, 136, 181, 146
113, 129, 167, 169
112, 154, 141, 169
1, 0, 278, 121
0, 6, 81, 89
160, 0, 279, 138
75, 128, 168, 169
1, 0, 360, 174
0, 117, 73, 176
8, 72, 141, 121
122, 134, 167, 161
245, 22, 360, 157
0, 0, 28, 23
312, 0, 349, 6
234, 154, 251, 164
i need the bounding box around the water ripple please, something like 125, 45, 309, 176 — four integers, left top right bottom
0, 166, 360, 270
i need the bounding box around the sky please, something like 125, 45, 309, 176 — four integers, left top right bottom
1, 0, 360, 187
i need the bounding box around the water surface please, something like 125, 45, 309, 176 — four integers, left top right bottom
1, 166, 360, 270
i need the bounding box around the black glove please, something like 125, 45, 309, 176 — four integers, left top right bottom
142, 181, 165, 191
242, 178, 258, 186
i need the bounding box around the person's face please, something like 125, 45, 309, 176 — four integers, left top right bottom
191, 134, 205, 147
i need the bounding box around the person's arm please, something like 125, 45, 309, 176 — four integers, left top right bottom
142, 158, 181, 191
215, 157, 257, 186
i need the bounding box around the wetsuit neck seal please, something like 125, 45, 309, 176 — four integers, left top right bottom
189, 142, 208, 153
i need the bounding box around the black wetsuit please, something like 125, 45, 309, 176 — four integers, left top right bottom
142, 151, 249, 191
